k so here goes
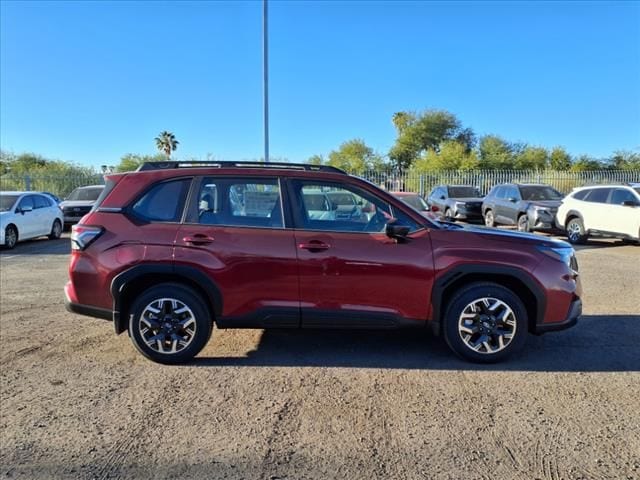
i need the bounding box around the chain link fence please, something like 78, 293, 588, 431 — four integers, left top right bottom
1, 169, 638, 199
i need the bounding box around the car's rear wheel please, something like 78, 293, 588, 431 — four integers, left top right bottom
443, 282, 527, 363
445, 208, 454, 222
48, 219, 62, 240
566, 217, 588, 245
4, 225, 18, 249
128, 283, 212, 364
484, 210, 495, 228
517, 214, 529, 232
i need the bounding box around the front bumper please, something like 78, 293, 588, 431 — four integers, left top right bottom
534, 298, 581, 334
528, 209, 560, 231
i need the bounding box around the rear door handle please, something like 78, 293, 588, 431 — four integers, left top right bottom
298, 241, 330, 252
183, 234, 215, 245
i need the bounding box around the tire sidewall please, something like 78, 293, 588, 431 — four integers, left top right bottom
484, 210, 495, 227
443, 283, 528, 363
566, 218, 586, 245
517, 214, 529, 232
128, 283, 212, 364
50, 220, 62, 239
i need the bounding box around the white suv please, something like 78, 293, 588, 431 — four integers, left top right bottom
556, 185, 640, 244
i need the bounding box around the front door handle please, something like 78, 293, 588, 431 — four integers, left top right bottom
298, 240, 330, 252
183, 234, 215, 245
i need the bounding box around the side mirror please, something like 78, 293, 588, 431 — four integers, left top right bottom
385, 221, 410, 240
19, 205, 33, 214
508, 197, 518, 203
622, 200, 639, 207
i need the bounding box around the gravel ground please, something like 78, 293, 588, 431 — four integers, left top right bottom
1, 233, 639, 479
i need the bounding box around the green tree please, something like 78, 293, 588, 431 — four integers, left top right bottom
549, 147, 572, 170
154, 131, 179, 158
116, 153, 167, 172
327, 139, 385, 172
307, 154, 324, 165
514, 146, 549, 170
411, 141, 479, 172
571, 155, 604, 171
389, 109, 474, 169
610, 150, 640, 170
478, 135, 515, 169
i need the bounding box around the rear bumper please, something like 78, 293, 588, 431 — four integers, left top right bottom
534, 298, 581, 334
64, 297, 111, 321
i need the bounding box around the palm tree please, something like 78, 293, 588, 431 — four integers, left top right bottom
155, 131, 179, 158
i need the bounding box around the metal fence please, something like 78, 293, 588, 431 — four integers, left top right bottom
0, 169, 638, 199
355, 169, 640, 196
0, 173, 105, 198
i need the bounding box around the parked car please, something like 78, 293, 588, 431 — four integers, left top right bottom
64, 161, 581, 365
427, 185, 483, 222
556, 185, 640, 244
0, 191, 64, 249
391, 191, 429, 212
482, 183, 563, 232
59, 185, 105, 227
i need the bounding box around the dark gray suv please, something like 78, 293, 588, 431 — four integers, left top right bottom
482, 183, 564, 232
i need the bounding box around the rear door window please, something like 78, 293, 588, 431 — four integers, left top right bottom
585, 188, 611, 203
131, 178, 191, 222
194, 177, 284, 229
609, 189, 636, 205
34, 195, 50, 209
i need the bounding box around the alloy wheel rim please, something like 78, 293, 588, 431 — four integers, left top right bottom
568, 222, 581, 241
139, 298, 197, 354
485, 213, 493, 226
518, 216, 528, 231
458, 297, 516, 354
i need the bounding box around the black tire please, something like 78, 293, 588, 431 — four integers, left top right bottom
48, 219, 62, 240
4, 225, 18, 249
444, 208, 454, 222
128, 283, 212, 364
484, 210, 495, 228
443, 282, 528, 363
517, 214, 529, 232
566, 217, 588, 245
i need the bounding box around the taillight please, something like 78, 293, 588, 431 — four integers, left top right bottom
431, 205, 440, 212
71, 225, 103, 250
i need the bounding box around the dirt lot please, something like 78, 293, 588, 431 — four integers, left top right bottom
1, 233, 639, 480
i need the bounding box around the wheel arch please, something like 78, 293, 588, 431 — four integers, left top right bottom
564, 210, 584, 228
110, 263, 223, 334
430, 265, 546, 335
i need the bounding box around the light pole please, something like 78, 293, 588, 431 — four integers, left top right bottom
263, 0, 269, 163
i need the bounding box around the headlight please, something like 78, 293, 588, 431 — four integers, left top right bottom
454, 201, 466, 208
537, 245, 578, 272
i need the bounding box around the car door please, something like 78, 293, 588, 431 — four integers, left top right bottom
582, 187, 612, 232
14, 195, 37, 239
605, 188, 640, 237
33, 194, 53, 236
498, 186, 520, 225
174, 176, 300, 327
289, 178, 434, 328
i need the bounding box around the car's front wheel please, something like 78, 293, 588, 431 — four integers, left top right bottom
444, 208, 454, 222
517, 214, 529, 232
128, 283, 212, 364
4, 225, 18, 249
443, 282, 527, 363
566, 217, 588, 245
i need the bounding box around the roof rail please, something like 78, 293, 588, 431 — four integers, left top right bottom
136, 161, 346, 174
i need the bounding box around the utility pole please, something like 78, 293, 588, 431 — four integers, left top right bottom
263, 0, 269, 163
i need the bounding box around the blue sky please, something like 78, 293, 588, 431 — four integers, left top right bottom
1, 0, 639, 168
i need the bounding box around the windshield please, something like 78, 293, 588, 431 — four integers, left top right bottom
448, 187, 480, 198
520, 186, 563, 201
399, 194, 428, 211
67, 187, 103, 201
0, 195, 20, 212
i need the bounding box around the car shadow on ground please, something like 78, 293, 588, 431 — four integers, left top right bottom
192, 315, 640, 372
0, 235, 70, 257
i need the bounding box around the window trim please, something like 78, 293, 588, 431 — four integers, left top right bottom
182, 175, 288, 230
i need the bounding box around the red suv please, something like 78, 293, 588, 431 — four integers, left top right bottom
65, 162, 582, 364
